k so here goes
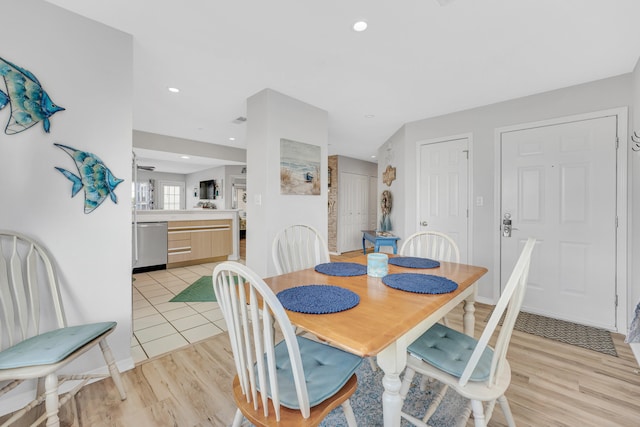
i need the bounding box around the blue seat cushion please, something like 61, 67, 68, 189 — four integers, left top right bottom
408, 323, 494, 382
258, 336, 362, 409
0, 322, 116, 369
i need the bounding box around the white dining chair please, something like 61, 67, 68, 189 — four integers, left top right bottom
0, 231, 126, 427
400, 231, 461, 390
400, 231, 460, 263
272, 224, 330, 275
272, 224, 378, 371
212, 261, 362, 427
399, 237, 536, 427
401, 231, 460, 329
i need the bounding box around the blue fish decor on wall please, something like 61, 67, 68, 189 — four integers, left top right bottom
0, 56, 65, 134
54, 143, 124, 214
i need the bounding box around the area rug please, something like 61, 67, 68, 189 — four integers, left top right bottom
319, 358, 470, 427
486, 310, 617, 357
169, 276, 216, 302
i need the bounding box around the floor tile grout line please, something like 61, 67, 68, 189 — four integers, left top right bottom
132, 267, 226, 361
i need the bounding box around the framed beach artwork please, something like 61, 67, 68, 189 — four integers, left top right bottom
280, 138, 321, 195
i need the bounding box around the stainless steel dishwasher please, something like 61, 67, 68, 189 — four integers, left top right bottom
132, 221, 168, 272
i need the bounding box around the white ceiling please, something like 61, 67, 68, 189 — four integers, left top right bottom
47, 0, 640, 164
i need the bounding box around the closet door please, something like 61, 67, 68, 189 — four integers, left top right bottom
417, 137, 469, 262
339, 172, 370, 252
369, 176, 378, 230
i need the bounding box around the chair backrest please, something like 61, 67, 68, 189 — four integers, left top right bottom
212, 261, 311, 421
459, 237, 536, 387
400, 231, 460, 263
272, 225, 330, 275
0, 231, 66, 351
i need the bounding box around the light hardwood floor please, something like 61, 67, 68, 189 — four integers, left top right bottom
3, 250, 640, 426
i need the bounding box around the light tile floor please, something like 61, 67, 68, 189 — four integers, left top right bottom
130, 239, 351, 364
131, 262, 230, 364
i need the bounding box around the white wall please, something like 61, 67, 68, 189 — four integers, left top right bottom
631, 58, 640, 324
246, 89, 328, 277
338, 155, 378, 177
0, 0, 133, 414
225, 165, 246, 209
377, 127, 407, 243
186, 166, 226, 209
386, 74, 633, 311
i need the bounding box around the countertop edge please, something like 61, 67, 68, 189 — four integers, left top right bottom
134, 210, 239, 222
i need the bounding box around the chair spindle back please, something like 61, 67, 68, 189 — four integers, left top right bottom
272, 225, 329, 275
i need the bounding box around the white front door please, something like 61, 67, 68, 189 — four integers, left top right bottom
500, 115, 618, 329
417, 137, 469, 262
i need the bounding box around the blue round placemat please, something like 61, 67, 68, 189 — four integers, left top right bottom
388, 257, 440, 269
315, 262, 367, 277
277, 285, 360, 314
382, 273, 458, 294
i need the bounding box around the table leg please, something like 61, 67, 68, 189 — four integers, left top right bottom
392, 242, 397, 254
376, 339, 407, 427
362, 235, 366, 254
463, 293, 476, 337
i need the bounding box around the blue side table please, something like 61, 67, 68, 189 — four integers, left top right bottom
362, 230, 400, 254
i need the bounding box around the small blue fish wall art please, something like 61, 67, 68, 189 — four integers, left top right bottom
54, 143, 124, 214
0, 56, 64, 135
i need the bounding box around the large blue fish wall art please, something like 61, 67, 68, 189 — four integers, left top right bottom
0, 56, 65, 135
54, 143, 124, 214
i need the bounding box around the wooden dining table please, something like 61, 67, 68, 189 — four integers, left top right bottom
263, 254, 488, 427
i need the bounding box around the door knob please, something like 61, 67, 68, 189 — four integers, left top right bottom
420, 221, 428, 226
502, 213, 517, 237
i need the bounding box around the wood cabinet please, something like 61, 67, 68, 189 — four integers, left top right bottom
167, 219, 232, 267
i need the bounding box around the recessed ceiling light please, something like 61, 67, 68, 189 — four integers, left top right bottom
353, 21, 368, 32
365, 114, 375, 119
168, 87, 180, 93
371, 155, 377, 159
180, 155, 190, 159
229, 137, 236, 141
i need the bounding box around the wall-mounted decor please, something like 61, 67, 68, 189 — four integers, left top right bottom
54, 143, 123, 214
382, 165, 396, 186
216, 179, 223, 198
0, 56, 65, 134
280, 138, 321, 195
632, 131, 640, 151
199, 179, 216, 199
380, 190, 392, 231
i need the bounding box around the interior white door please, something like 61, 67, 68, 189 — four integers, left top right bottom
417, 138, 469, 262
500, 115, 617, 329
368, 176, 378, 230
339, 172, 370, 252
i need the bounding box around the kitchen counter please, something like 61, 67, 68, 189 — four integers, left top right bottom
135, 209, 240, 261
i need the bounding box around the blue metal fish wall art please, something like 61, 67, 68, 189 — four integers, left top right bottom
0, 56, 65, 135
54, 143, 124, 214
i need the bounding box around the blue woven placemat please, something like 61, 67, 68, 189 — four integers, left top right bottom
314, 262, 367, 277
277, 285, 360, 314
382, 273, 458, 294
388, 257, 440, 269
